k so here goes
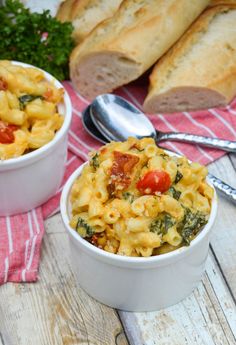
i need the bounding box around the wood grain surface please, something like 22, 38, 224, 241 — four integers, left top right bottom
0, 217, 128, 345
0, 154, 236, 345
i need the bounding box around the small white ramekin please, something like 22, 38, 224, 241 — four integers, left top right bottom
0, 61, 72, 216
60, 161, 217, 312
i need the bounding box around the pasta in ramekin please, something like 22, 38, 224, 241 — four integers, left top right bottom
0, 60, 64, 160
69, 137, 214, 257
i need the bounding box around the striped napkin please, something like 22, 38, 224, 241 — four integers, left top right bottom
1, 80, 236, 284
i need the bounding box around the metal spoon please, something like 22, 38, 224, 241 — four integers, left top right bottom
82, 105, 107, 144
81, 99, 236, 205
90, 94, 236, 152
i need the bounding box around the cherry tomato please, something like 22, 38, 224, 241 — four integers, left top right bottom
0, 121, 19, 144
8, 124, 19, 131
136, 170, 171, 195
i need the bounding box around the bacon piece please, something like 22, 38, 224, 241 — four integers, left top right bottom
100, 147, 107, 154
112, 151, 139, 175
43, 88, 53, 101
91, 234, 99, 246
108, 151, 139, 193
0, 77, 8, 91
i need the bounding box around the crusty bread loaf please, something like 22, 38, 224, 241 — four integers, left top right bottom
56, 0, 74, 21
70, 0, 209, 100
57, 0, 123, 43
143, 5, 236, 114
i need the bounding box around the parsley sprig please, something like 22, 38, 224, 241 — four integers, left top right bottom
0, 0, 75, 80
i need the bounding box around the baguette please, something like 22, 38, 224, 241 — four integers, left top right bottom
57, 0, 123, 43
143, 5, 236, 114
70, 0, 209, 100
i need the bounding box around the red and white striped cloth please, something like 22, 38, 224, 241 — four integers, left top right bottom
1, 80, 236, 284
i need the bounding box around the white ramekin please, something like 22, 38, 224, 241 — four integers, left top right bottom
60, 161, 217, 312
0, 61, 72, 216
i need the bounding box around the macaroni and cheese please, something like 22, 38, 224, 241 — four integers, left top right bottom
70, 137, 214, 257
0, 60, 64, 160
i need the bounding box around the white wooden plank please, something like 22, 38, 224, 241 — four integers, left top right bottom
204, 253, 236, 336
208, 154, 236, 189
0, 215, 128, 345
44, 214, 65, 234
120, 252, 236, 345
119, 312, 144, 345
207, 155, 236, 296
0, 332, 6, 345
228, 153, 236, 171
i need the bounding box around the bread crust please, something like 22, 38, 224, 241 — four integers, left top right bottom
209, 0, 236, 6
57, 0, 123, 43
57, 0, 74, 21
70, 0, 209, 100
143, 5, 236, 113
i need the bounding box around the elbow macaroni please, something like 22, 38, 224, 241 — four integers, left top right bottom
0, 60, 64, 160
70, 137, 214, 257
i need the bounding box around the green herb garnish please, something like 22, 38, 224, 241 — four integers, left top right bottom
168, 186, 181, 200
178, 207, 207, 245
150, 213, 175, 235
0, 0, 74, 80
122, 192, 134, 203
19, 94, 43, 110
160, 153, 168, 159
174, 171, 183, 184
90, 153, 100, 170
76, 217, 94, 238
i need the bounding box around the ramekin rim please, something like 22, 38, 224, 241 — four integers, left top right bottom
60, 160, 218, 265
0, 60, 72, 168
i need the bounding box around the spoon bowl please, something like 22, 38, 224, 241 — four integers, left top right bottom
90, 94, 236, 153
82, 105, 107, 144
90, 94, 156, 142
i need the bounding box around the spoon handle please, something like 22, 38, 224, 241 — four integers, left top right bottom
208, 173, 236, 204
158, 132, 236, 152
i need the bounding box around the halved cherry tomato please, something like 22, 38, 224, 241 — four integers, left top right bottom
0, 121, 19, 144
8, 124, 19, 131
136, 170, 171, 195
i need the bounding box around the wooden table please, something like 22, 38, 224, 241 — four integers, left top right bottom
0, 154, 236, 345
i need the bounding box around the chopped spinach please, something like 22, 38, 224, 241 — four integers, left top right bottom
90, 152, 100, 170
122, 192, 134, 203
150, 213, 175, 235
174, 171, 183, 184
150, 218, 163, 234
168, 186, 181, 200
178, 207, 207, 245
19, 94, 43, 110
164, 213, 175, 231
76, 217, 94, 238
